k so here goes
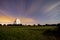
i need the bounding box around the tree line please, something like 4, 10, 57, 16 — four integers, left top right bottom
0, 23, 60, 26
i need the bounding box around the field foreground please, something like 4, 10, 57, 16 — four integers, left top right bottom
0, 26, 59, 40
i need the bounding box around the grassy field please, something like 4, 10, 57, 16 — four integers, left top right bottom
0, 26, 58, 40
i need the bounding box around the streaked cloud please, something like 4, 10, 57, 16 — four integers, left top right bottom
44, 2, 60, 13
0, 0, 60, 24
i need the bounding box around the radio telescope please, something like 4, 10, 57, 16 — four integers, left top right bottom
14, 18, 21, 24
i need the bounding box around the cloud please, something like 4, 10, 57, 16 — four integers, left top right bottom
20, 18, 35, 23
18, 17, 36, 24
0, 0, 60, 24
25, 1, 40, 16
44, 2, 60, 13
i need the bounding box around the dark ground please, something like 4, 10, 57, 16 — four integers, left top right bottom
0, 25, 60, 40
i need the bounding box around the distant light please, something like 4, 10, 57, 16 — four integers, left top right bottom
14, 18, 21, 24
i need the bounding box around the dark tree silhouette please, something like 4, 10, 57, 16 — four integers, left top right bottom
0, 24, 2, 26
57, 23, 60, 26
3, 24, 6, 26
33, 24, 36, 26
38, 24, 41, 26
7, 24, 23, 26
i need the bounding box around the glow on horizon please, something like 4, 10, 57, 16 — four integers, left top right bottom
0, 0, 60, 24
0, 16, 36, 25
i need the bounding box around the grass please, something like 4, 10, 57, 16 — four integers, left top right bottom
0, 26, 57, 40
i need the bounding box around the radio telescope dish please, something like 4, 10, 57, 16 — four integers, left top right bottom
14, 18, 21, 24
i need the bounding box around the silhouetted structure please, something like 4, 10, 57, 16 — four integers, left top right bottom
14, 18, 21, 24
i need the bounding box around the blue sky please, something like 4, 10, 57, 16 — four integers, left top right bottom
0, 0, 60, 24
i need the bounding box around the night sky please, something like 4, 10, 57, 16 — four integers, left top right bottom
0, 0, 60, 24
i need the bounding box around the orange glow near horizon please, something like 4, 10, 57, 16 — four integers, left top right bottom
0, 16, 35, 24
